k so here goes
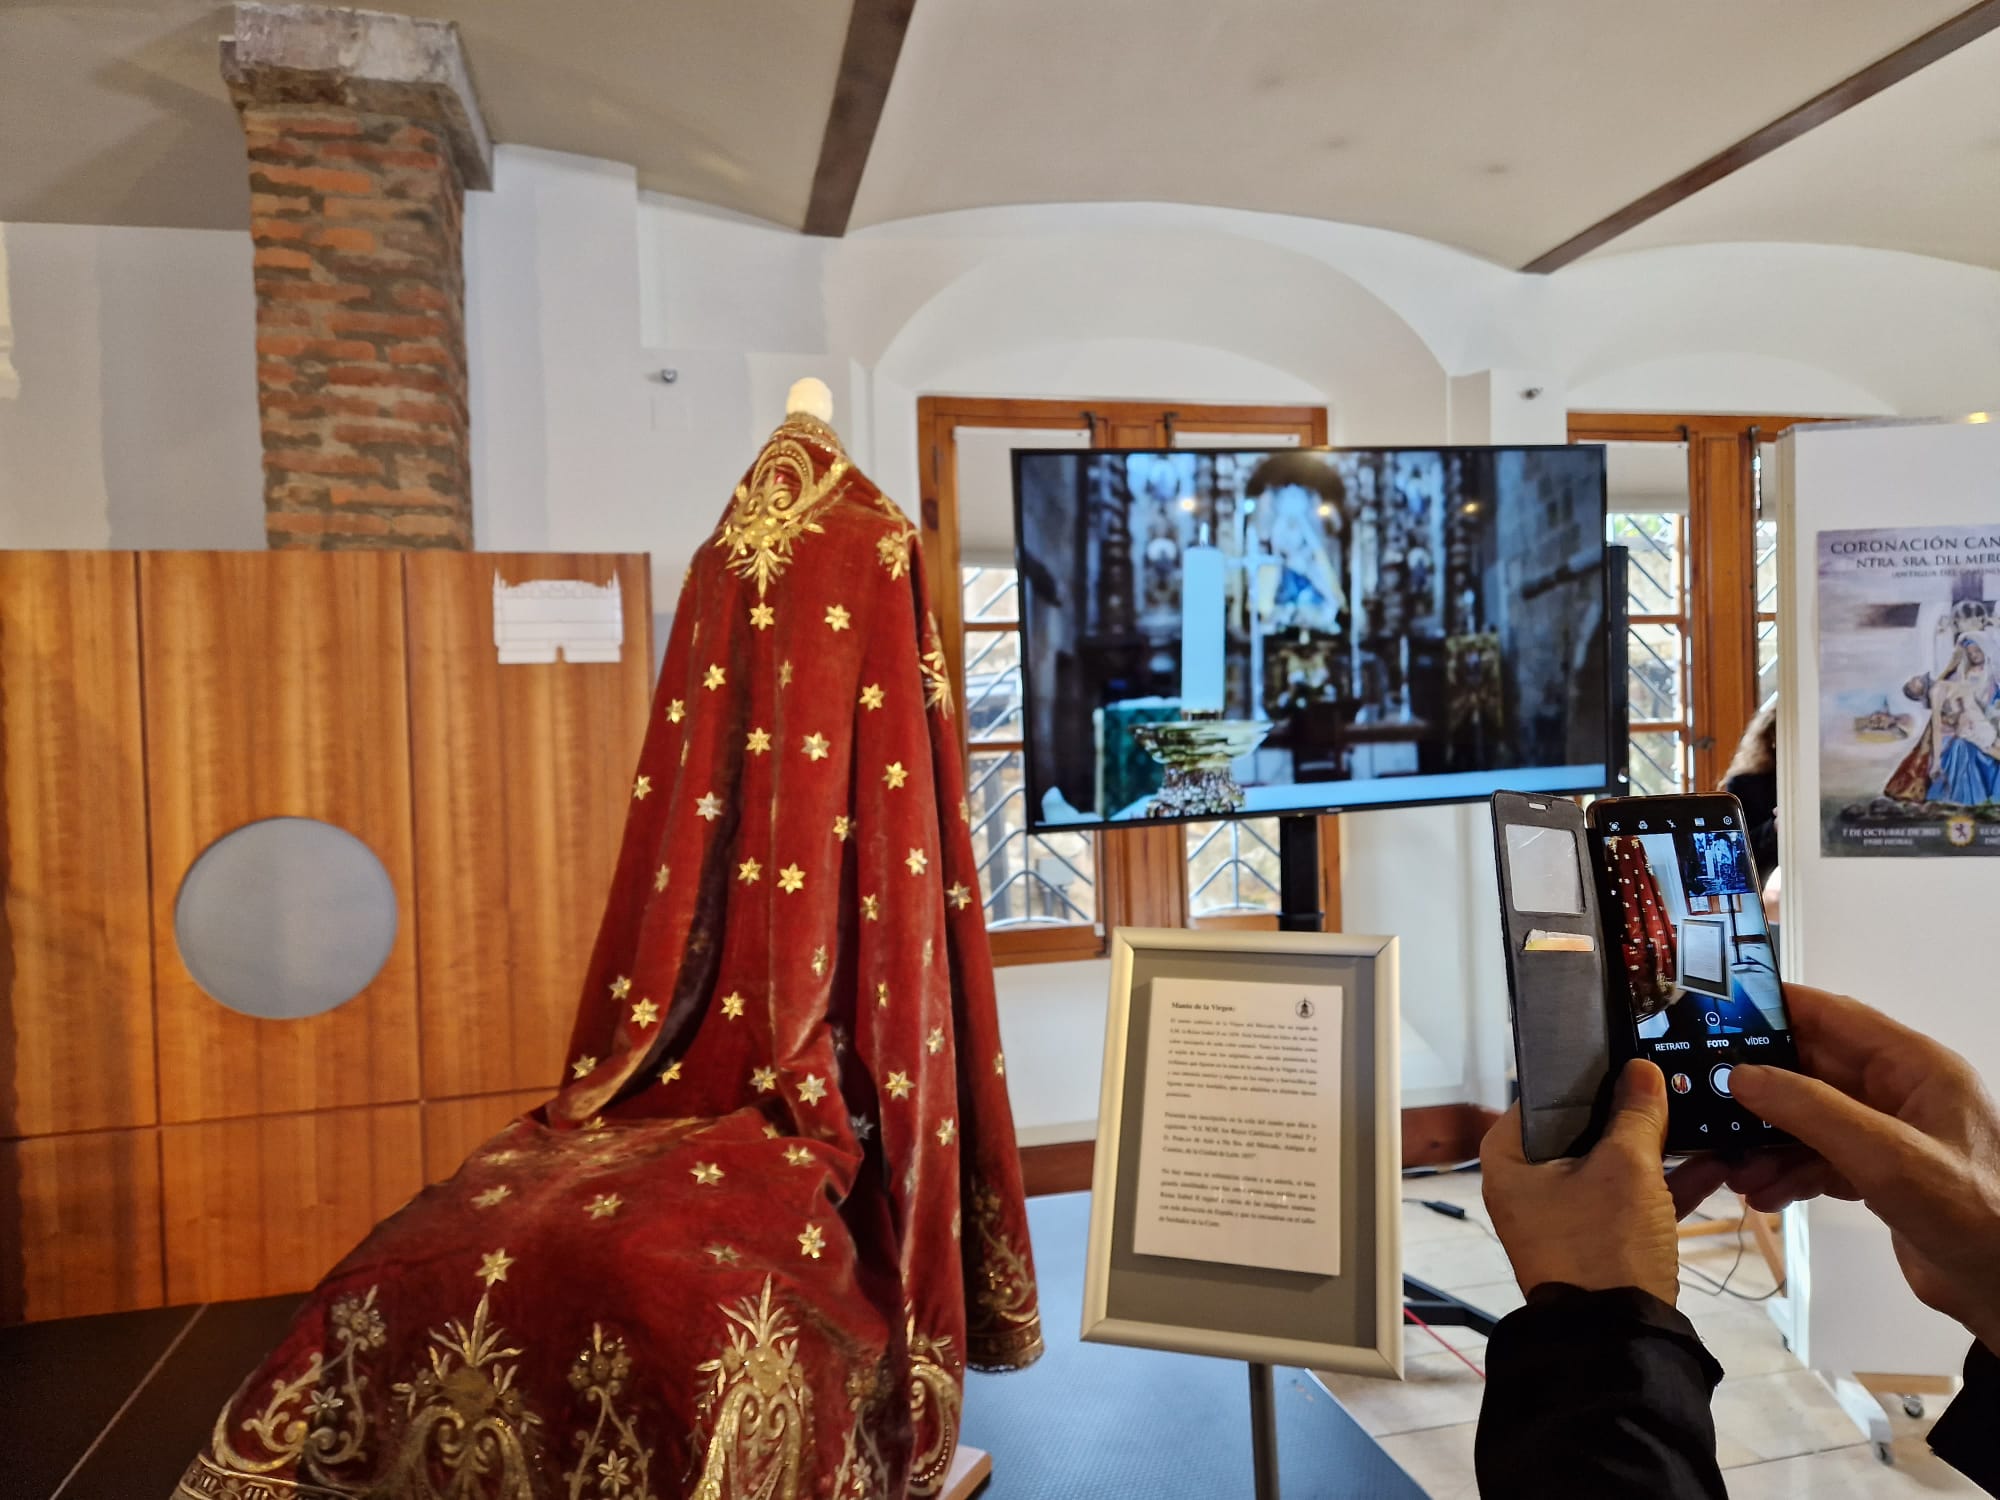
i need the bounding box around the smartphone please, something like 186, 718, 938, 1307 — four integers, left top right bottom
1585, 793, 1798, 1155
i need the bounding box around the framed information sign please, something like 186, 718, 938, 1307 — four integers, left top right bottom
1082, 928, 1403, 1378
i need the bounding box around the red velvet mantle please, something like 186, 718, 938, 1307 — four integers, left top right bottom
180, 413, 1041, 1500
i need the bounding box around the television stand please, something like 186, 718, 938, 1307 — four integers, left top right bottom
1275, 814, 1502, 1343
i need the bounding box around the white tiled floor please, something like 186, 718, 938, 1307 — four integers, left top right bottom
1315, 1168, 1983, 1498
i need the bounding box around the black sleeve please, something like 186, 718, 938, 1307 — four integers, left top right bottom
1475, 1284, 1727, 1500
1928, 1342, 2000, 1495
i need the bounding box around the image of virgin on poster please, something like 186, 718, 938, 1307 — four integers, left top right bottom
1818, 525, 2000, 856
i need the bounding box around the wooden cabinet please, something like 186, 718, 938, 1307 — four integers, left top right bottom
0, 551, 649, 1321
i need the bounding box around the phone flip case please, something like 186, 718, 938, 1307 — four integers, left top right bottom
1491, 793, 1619, 1161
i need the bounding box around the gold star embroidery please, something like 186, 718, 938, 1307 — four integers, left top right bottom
876, 981, 890, 1007
610, 975, 632, 1000
798, 1073, 828, 1104
936, 1118, 957, 1146
948, 882, 972, 910
654, 865, 670, 892
690, 1162, 723, 1186
745, 727, 773, 756
811, 945, 828, 977
833, 814, 853, 841
472, 1186, 510, 1209
697, 792, 723, 821
921, 616, 953, 714
860, 683, 885, 710
885, 1070, 913, 1100
752, 1066, 778, 1093
877, 531, 909, 579
738, 858, 762, 884
861, 894, 879, 921
799, 1223, 826, 1259
778, 864, 805, 893
994, 1052, 1007, 1077
824, 604, 851, 632
780, 659, 794, 688
749, 603, 775, 630
482, 1149, 524, 1166
659, 1059, 683, 1084
706, 1244, 740, 1265
477, 1248, 514, 1286
884, 762, 908, 790
926, 1027, 945, 1055
704, 663, 726, 691
959, 797, 971, 824
582, 1115, 607, 1132
632, 775, 652, 800
586, 1193, 623, 1220
667, 698, 685, 723
784, 1144, 813, 1166
721, 991, 746, 1019
630, 998, 660, 1028
571, 1054, 597, 1079
802, 732, 830, 761
761, 1123, 781, 1139
905, 847, 929, 876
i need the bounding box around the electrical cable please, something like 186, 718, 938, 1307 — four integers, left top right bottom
1403, 1306, 1486, 1380
1402, 1159, 1482, 1179
1679, 1206, 1787, 1303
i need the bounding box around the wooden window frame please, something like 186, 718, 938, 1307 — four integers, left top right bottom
1570, 413, 1825, 792
916, 396, 1336, 964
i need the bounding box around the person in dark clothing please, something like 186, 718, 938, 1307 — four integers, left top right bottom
1475, 985, 2000, 1497
1721, 695, 1780, 880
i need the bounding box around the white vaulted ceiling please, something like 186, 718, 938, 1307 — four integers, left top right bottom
1606, 26, 2000, 268
0, 0, 847, 230
847, 0, 1974, 264
1, 0, 1995, 270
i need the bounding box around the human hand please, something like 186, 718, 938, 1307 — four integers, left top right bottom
1728, 985, 2000, 1353
1481, 1059, 1732, 1306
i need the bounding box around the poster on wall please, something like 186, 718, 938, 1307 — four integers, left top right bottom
1818, 524, 2000, 856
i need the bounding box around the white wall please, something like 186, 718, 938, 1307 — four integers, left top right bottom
7, 160, 2000, 1137
0, 222, 261, 550
1777, 419, 2000, 1378
467, 148, 658, 580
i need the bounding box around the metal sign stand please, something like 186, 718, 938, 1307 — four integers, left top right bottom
1248, 1361, 1281, 1500
1235, 817, 1501, 1496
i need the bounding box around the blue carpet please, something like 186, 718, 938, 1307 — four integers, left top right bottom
963, 1193, 1427, 1499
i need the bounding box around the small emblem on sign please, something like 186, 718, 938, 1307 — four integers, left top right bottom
492, 574, 624, 664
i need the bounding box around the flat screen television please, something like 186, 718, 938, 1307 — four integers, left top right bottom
1012, 444, 1613, 831
1682, 829, 1757, 898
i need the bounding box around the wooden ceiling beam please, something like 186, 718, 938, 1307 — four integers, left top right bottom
802, 0, 917, 237
1521, 0, 2000, 274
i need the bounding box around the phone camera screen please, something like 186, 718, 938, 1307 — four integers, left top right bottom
1596, 813, 1795, 1148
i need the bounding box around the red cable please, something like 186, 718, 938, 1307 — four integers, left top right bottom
1404, 1306, 1486, 1380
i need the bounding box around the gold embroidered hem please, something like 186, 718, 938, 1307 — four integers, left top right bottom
966, 1317, 1047, 1373
177, 1456, 359, 1500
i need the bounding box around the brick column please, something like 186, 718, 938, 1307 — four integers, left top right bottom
223, 4, 491, 550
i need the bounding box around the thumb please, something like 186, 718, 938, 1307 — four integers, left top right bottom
1731, 1065, 1933, 1209
1597, 1058, 1669, 1159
